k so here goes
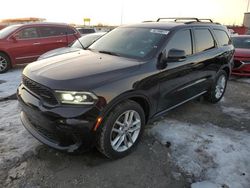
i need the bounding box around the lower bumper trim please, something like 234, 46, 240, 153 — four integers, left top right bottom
20, 111, 82, 152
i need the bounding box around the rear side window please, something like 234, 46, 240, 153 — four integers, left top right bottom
165, 29, 192, 56
16, 28, 39, 39
66, 27, 76, 34
194, 29, 215, 53
39, 27, 66, 37
213, 29, 231, 46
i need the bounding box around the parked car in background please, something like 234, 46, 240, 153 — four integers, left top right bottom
18, 18, 234, 159
231, 35, 250, 76
38, 32, 106, 60
0, 23, 80, 73
76, 27, 96, 35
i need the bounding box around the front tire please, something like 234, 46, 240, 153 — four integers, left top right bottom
205, 70, 228, 103
96, 100, 145, 159
0, 52, 11, 73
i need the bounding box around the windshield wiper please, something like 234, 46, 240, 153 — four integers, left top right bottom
98, 50, 121, 57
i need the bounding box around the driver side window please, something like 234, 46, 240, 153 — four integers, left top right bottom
165, 29, 193, 56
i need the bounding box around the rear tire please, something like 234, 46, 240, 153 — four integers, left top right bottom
0, 52, 11, 73
205, 70, 228, 103
96, 100, 145, 159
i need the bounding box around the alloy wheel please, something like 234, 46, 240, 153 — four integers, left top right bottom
215, 74, 226, 99
0, 56, 8, 72
110, 110, 141, 152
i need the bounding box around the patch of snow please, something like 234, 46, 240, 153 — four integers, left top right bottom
231, 77, 250, 84
6, 162, 27, 183
0, 100, 40, 169
221, 106, 250, 120
239, 78, 250, 84
0, 68, 23, 99
220, 96, 226, 103
191, 181, 219, 188
151, 119, 250, 188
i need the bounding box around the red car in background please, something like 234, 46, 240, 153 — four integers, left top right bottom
0, 23, 80, 73
231, 35, 250, 76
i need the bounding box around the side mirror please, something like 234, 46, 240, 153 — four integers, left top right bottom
157, 48, 186, 70
167, 49, 186, 62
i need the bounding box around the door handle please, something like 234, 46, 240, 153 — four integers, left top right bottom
56, 40, 63, 43
33, 42, 40, 45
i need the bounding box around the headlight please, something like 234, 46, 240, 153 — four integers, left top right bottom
55, 91, 98, 105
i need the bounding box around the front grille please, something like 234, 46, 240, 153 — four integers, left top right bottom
22, 76, 58, 105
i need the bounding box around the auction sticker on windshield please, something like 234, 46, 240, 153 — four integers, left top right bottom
150, 29, 169, 35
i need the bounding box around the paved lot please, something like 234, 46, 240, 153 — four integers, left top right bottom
0, 68, 249, 188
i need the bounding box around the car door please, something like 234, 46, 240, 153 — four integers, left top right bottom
37, 26, 68, 55
191, 27, 220, 93
157, 28, 210, 113
9, 27, 43, 64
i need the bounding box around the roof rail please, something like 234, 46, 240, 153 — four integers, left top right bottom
142, 20, 154, 23
157, 17, 200, 22
156, 17, 215, 24
198, 19, 213, 23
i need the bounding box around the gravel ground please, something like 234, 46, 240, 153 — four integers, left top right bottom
0, 69, 250, 187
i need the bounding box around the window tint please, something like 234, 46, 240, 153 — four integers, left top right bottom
66, 27, 76, 34
194, 29, 215, 53
213, 29, 230, 46
232, 37, 250, 49
55, 27, 67, 35
165, 30, 192, 56
77, 28, 95, 34
39, 27, 66, 37
17, 28, 39, 39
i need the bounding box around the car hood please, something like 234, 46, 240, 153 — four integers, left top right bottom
23, 50, 141, 90
38, 47, 82, 60
234, 48, 250, 59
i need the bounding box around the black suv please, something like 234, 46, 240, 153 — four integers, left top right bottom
18, 18, 234, 159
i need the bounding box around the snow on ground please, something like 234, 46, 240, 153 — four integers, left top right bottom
0, 100, 40, 169
237, 78, 250, 84
0, 68, 23, 99
221, 106, 250, 121
231, 77, 250, 84
151, 119, 250, 188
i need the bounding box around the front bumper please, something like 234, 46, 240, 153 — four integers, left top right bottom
17, 84, 101, 152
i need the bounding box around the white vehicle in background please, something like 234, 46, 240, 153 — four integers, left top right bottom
38, 32, 106, 60
76, 27, 96, 36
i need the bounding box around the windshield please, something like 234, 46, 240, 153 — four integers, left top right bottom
0, 25, 21, 39
89, 27, 168, 59
232, 37, 250, 49
72, 34, 103, 49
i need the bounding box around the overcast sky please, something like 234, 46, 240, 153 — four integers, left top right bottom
0, 0, 248, 25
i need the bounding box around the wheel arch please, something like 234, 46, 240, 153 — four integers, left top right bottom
222, 66, 230, 78
0, 50, 12, 67
128, 96, 150, 123
98, 91, 152, 130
